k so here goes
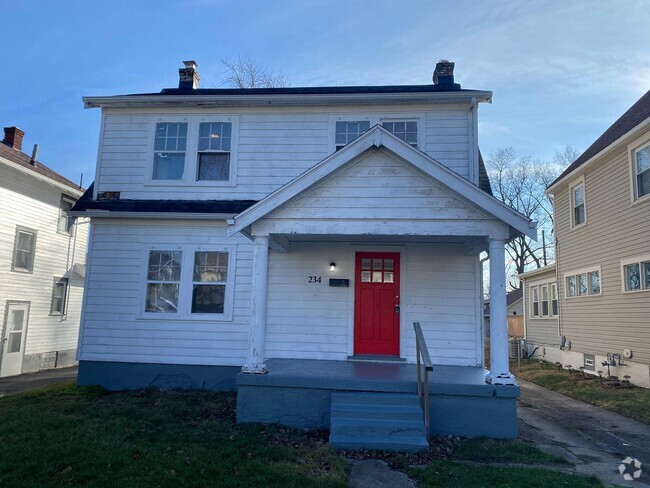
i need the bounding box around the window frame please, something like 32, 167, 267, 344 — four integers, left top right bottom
531, 286, 539, 318
49, 277, 69, 316
628, 135, 650, 204
563, 266, 602, 298
139, 245, 236, 321
146, 115, 239, 187
329, 113, 424, 152
57, 195, 76, 235
528, 280, 558, 319
620, 253, 650, 293
11, 226, 37, 274
569, 176, 587, 229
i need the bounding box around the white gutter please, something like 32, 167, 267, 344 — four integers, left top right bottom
68, 210, 235, 220
546, 116, 650, 195
83, 90, 493, 109
0, 157, 83, 196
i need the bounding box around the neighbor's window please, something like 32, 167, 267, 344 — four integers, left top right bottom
572, 183, 586, 226
541, 285, 549, 316
382, 120, 418, 147
58, 195, 75, 234
551, 283, 558, 316
50, 277, 68, 315
12, 228, 36, 272
153, 122, 187, 180
634, 143, 650, 199
145, 250, 182, 313
197, 122, 232, 181
623, 257, 650, 292
192, 251, 228, 313
532, 286, 539, 317
565, 269, 600, 297
335, 121, 370, 150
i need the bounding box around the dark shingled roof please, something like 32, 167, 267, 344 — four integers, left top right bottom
550, 89, 650, 189
71, 183, 257, 215
0, 141, 82, 192
483, 287, 523, 316
478, 150, 492, 196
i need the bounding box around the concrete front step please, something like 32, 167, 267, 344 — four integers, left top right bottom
329, 391, 428, 452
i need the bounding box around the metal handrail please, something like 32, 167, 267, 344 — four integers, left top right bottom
413, 322, 433, 441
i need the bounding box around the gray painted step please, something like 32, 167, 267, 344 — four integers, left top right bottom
329, 391, 428, 452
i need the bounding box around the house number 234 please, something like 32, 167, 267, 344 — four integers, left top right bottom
308, 276, 322, 283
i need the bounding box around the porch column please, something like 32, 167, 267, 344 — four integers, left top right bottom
242, 235, 270, 374
487, 238, 516, 385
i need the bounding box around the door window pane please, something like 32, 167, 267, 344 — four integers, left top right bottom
383, 272, 394, 283
361, 259, 371, 270
10, 310, 24, 331
384, 259, 394, 271
8, 333, 22, 353
372, 271, 382, 282
372, 259, 382, 270
361, 271, 371, 282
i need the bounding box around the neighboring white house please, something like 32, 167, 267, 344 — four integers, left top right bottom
72, 60, 535, 448
0, 127, 88, 377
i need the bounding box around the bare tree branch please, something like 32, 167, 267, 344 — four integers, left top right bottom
221, 55, 289, 88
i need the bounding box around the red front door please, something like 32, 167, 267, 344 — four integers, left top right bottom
354, 252, 400, 356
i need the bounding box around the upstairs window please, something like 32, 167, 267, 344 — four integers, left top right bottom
571, 182, 586, 227
58, 196, 75, 234
335, 121, 370, 150
12, 228, 36, 273
197, 122, 232, 181
382, 120, 418, 147
634, 143, 650, 199
50, 277, 68, 315
153, 122, 187, 180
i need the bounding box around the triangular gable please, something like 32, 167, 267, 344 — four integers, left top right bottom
228, 126, 535, 239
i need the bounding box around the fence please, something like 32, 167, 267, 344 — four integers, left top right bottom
507, 316, 524, 338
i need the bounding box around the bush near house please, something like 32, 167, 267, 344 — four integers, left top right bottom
515, 359, 650, 425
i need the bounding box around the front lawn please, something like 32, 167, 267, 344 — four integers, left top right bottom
515, 359, 650, 424
0, 382, 605, 487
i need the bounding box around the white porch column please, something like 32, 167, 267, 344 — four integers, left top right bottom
487, 238, 516, 385
242, 235, 270, 374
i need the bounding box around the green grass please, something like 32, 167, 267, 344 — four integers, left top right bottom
515, 359, 650, 425
451, 438, 569, 465
409, 460, 604, 487
0, 382, 347, 488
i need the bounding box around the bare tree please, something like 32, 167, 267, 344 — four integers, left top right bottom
487, 148, 563, 289
221, 55, 289, 88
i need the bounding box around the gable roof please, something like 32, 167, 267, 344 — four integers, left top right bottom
484, 287, 523, 315
228, 126, 535, 239
548, 89, 650, 190
0, 142, 82, 194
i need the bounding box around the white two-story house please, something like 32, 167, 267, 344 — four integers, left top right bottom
0, 126, 88, 378
73, 60, 535, 450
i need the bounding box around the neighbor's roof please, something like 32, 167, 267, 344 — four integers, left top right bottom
0, 142, 82, 193
549, 89, 650, 190
518, 263, 557, 280
483, 287, 523, 315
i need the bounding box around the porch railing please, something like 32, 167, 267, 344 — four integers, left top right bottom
413, 321, 433, 441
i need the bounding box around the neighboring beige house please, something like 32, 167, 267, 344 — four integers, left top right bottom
522, 90, 650, 387
520, 264, 558, 351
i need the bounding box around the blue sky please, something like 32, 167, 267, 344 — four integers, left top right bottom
1, 0, 648, 184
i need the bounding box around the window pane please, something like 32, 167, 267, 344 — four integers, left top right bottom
573, 185, 584, 206
361, 259, 371, 270
579, 274, 588, 295
17, 232, 33, 252
145, 283, 179, 313
384, 259, 394, 271
192, 284, 225, 313
574, 204, 585, 225
198, 153, 230, 181
644, 262, 650, 289
372, 259, 382, 270
8, 333, 22, 353
153, 153, 185, 180
51, 279, 67, 314
193, 251, 228, 282
361, 271, 371, 282
15, 250, 30, 270
532, 288, 538, 301
533, 303, 539, 317
637, 146, 650, 173
10, 310, 24, 331
589, 271, 600, 294
542, 286, 548, 301
335, 121, 369, 147
625, 263, 641, 291
552, 299, 558, 316
551, 284, 558, 300
567, 276, 576, 297
542, 301, 549, 316
372, 271, 382, 282
638, 170, 650, 198
383, 272, 394, 283
147, 251, 182, 281
383, 120, 417, 146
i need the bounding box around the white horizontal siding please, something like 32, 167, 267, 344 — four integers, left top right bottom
97, 104, 471, 200
79, 221, 252, 366
0, 163, 88, 360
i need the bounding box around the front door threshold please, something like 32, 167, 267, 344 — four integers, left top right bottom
347, 355, 406, 363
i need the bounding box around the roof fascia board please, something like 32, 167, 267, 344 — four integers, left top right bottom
547, 117, 650, 195
69, 210, 234, 220
0, 157, 83, 196
83, 91, 492, 109
229, 126, 535, 239
518, 264, 557, 279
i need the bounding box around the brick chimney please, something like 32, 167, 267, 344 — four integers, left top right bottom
3, 126, 24, 151
179, 60, 200, 90
432, 60, 456, 87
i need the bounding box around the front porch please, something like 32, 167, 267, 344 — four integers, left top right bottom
236, 358, 519, 447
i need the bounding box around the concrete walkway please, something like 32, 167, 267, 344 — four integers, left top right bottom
0, 366, 77, 397
518, 379, 650, 487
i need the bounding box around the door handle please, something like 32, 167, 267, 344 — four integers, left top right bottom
394, 304, 400, 314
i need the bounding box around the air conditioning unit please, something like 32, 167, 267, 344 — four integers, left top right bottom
509, 338, 526, 359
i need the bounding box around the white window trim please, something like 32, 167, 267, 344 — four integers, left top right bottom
531, 285, 540, 318
49, 277, 69, 316
145, 115, 239, 188
328, 112, 425, 153
57, 195, 76, 236
620, 253, 650, 294
528, 279, 558, 318
11, 226, 37, 274
138, 244, 236, 321
628, 134, 650, 205
563, 265, 602, 298
569, 176, 587, 229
